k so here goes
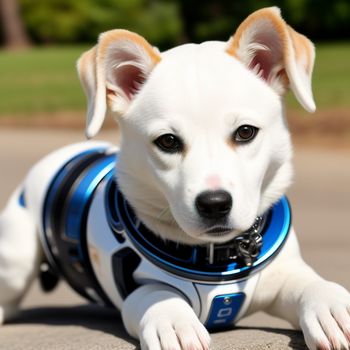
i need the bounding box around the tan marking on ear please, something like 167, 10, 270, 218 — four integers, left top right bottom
287, 26, 313, 74
226, 7, 314, 74
80, 29, 161, 138
226, 7, 314, 89
78, 46, 96, 73
226, 7, 288, 58
77, 46, 97, 95
226, 8, 290, 92
97, 29, 161, 66
276, 68, 289, 89
226, 7, 315, 111
96, 29, 161, 115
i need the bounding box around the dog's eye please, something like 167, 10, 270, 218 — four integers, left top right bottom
234, 125, 259, 143
154, 134, 184, 153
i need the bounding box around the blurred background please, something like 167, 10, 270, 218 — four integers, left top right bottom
0, 2, 349, 347
0, 0, 349, 144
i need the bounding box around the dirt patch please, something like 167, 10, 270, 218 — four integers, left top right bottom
0, 110, 117, 133
0, 111, 86, 128
288, 107, 350, 135
287, 107, 350, 149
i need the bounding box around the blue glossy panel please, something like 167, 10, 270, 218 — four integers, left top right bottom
205, 293, 245, 329
64, 154, 115, 241
119, 195, 291, 281
19, 190, 26, 207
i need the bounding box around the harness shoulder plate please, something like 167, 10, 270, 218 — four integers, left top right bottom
107, 181, 291, 283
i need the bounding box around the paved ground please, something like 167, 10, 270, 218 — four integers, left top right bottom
0, 127, 350, 349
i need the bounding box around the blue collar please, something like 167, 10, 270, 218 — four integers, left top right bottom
106, 179, 292, 282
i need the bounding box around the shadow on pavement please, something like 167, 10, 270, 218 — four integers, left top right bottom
9, 304, 138, 345
209, 325, 307, 350
9, 304, 307, 350
236, 327, 307, 350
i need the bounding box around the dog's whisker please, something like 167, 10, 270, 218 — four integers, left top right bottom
157, 206, 170, 220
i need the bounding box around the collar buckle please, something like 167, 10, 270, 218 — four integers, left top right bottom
234, 231, 263, 266
207, 216, 265, 266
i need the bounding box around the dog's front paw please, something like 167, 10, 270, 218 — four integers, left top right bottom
299, 281, 350, 350
139, 298, 210, 350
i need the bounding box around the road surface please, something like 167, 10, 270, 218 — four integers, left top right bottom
0, 127, 349, 349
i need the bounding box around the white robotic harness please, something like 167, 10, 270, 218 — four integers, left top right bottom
22, 146, 291, 329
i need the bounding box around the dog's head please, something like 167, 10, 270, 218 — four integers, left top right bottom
77, 7, 315, 245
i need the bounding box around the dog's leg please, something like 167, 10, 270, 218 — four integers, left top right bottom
0, 187, 42, 324
121, 284, 211, 350
249, 228, 350, 350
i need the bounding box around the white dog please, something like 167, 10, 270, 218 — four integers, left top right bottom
1, 7, 350, 350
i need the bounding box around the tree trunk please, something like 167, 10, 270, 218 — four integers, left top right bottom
0, 0, 31, 49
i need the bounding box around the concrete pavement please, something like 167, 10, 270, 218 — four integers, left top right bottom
0, 127, 349, 349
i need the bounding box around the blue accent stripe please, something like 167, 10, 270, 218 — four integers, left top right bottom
19, 190, 26, 207
64, 155, 115, 241
43, 149, 105, 235
120, 195, 291, 281
42, 148, 107, 269
41, 147, 116, 306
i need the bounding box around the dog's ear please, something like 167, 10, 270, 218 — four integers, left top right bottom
226, 7, 315, 112
77, 30, 161, 138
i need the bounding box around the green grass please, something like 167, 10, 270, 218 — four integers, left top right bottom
0, 42, 349, 117
0, 46, 88, 116
286, 42, 350, 110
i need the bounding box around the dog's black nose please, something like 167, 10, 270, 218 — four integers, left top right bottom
195, 190, 232, 219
